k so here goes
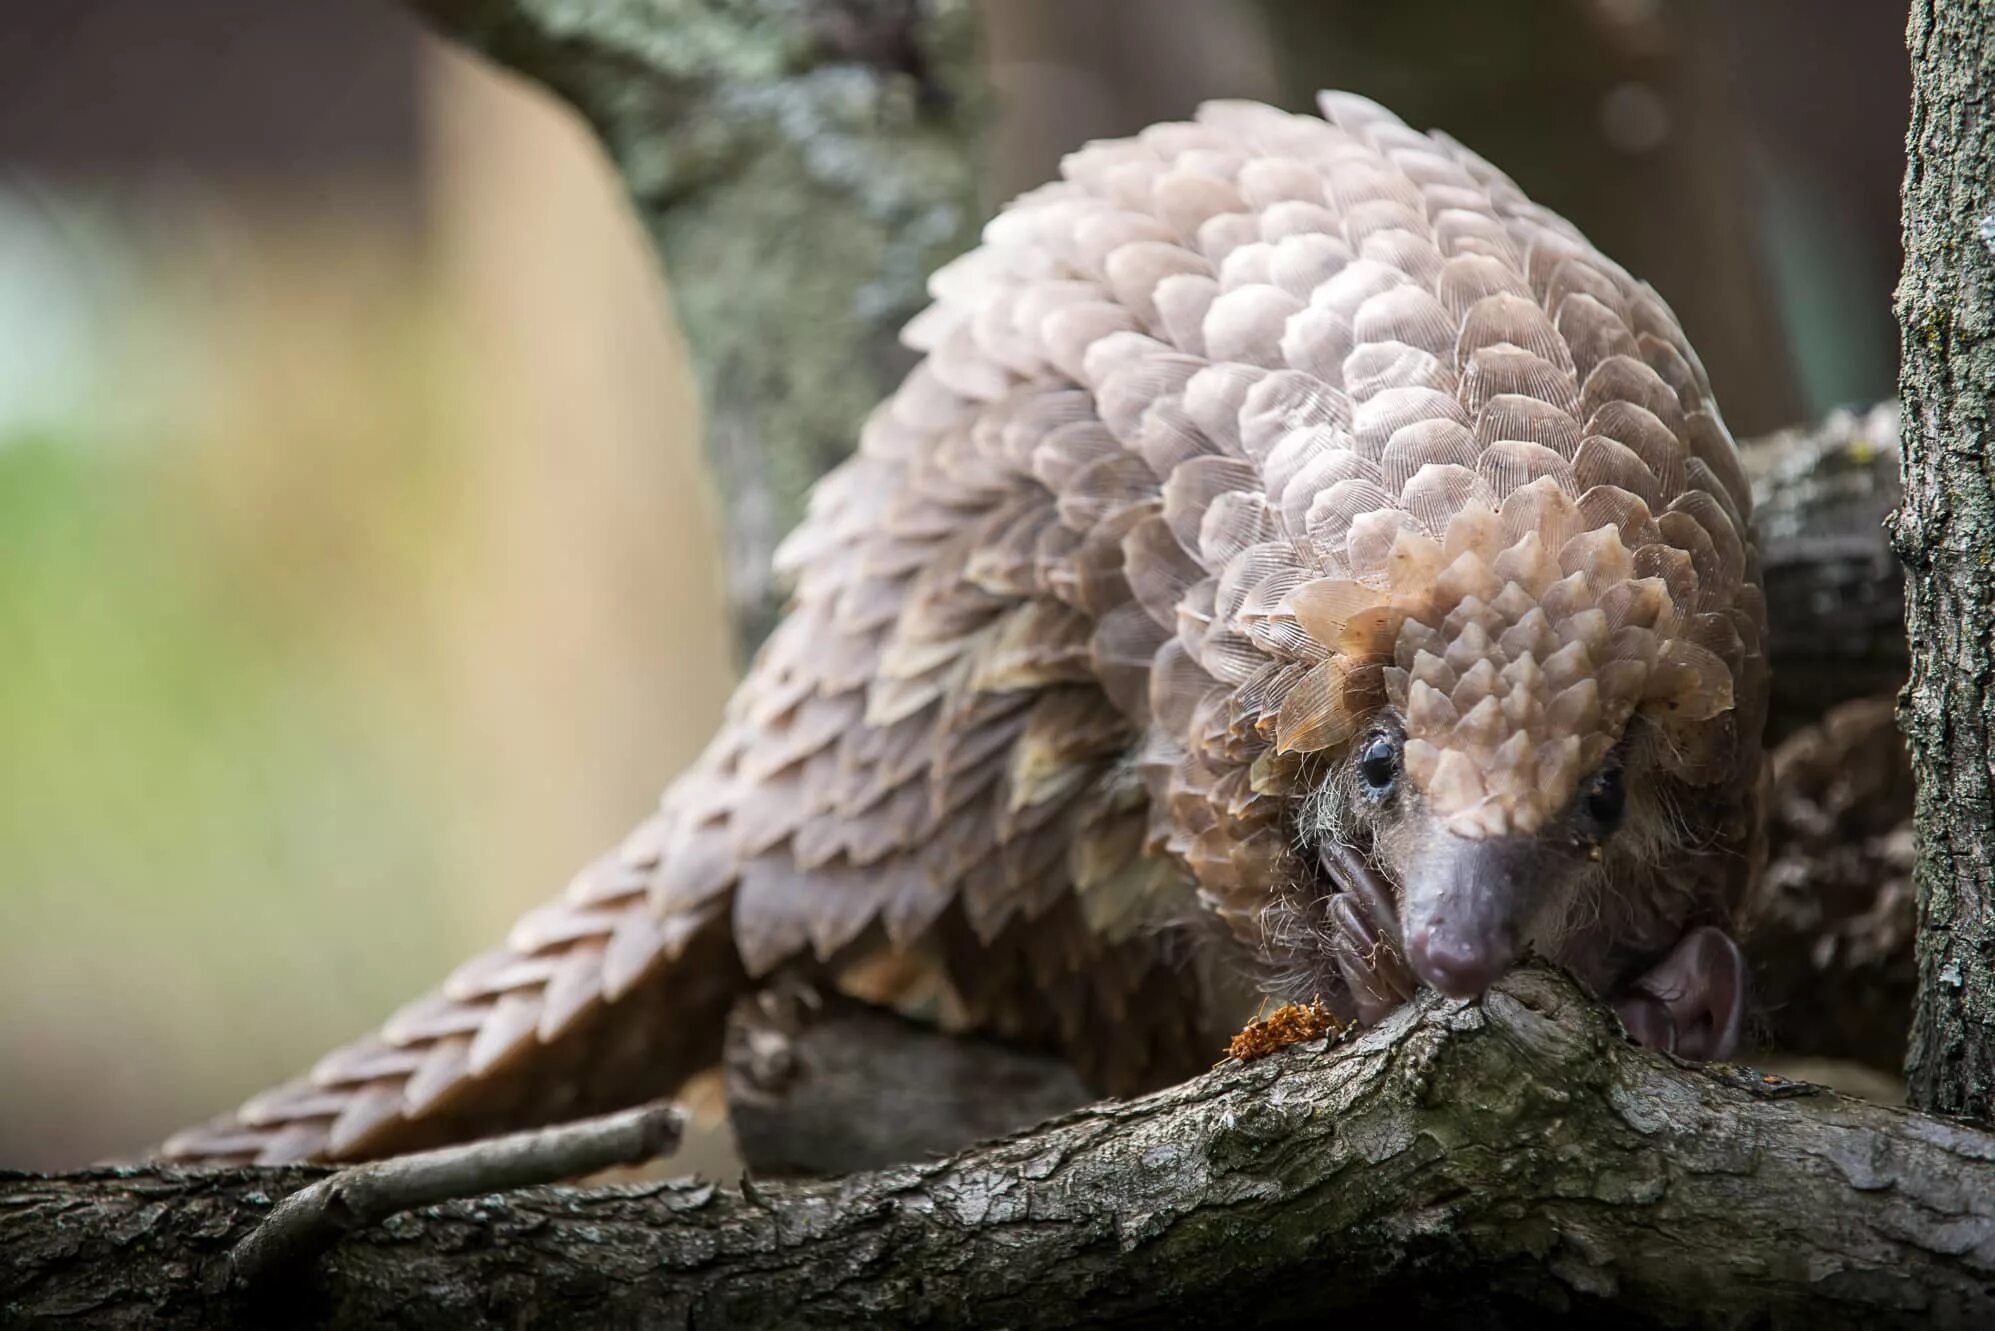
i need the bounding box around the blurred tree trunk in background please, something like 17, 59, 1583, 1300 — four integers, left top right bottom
409, 0, 987, 655
1895, 0, 1995, 1122
978, 2, 1278, 201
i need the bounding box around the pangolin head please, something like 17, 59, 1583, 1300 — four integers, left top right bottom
1262, 462, 1754, 995
999, 93, 1773, 1002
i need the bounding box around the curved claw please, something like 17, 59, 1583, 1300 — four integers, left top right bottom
1320, 842, 1416, 1026
1613, 926, 1746, 1061
1328, 896, 1414, 1024
1323, 842, 1401, 940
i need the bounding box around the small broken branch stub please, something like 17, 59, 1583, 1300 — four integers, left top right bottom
227, 1100, 683, 1285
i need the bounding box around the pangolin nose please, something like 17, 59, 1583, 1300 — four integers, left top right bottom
1406, 922, 1514, 999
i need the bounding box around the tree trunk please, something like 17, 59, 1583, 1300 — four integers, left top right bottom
1895, 0, 1995, 1121
7, 969, 1995, 1330
405, 0, 987, 654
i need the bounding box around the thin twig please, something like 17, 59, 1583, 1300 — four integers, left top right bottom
228, 1100, 683, 1284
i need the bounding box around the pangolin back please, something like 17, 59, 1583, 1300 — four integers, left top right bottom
164, 92, 1763, 1164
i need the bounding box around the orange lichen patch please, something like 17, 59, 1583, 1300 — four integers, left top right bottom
1224, 999, 1345, 1062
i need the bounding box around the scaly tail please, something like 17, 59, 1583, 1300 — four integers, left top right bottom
161, 808, 745, 1164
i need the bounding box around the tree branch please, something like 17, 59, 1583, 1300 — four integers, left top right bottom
228, 1101, 682, 1284
402, 0, 986, 652
6, 966, 1991, 1329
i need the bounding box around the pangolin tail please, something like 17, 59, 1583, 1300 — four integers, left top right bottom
159, 809, 747, 1165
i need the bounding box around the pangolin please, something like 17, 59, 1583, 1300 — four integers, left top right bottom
164, 92, 1766, 1165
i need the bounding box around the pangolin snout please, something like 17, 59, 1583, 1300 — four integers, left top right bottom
1401, 834, 1556, 999
1406, 920, 1519, 998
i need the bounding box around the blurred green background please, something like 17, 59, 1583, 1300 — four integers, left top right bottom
0, 0, 1909, 1166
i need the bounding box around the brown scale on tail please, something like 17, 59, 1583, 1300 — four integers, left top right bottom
163, 90, 1765, 1165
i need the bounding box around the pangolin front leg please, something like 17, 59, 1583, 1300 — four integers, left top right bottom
1319, 843, 1416, 1026
1612, 927, 1747, 1061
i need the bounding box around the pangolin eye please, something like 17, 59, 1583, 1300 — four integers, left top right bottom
1356, 734, 1400, 796
1583, 764, 1627, 832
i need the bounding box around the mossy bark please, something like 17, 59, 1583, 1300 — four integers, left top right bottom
408, 0, 986, 654
1894, 0, 1995, 1121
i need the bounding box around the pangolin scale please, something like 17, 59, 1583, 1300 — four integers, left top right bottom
165, 92, 1767, 1165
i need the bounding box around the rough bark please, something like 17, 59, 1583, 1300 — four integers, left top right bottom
7, 967, 1995, 1330
1895, 0, 1995, 1121
404, 0, 986, 652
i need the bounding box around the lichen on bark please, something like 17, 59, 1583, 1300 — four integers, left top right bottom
1894, 0, 1995, 1121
